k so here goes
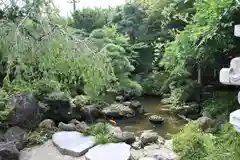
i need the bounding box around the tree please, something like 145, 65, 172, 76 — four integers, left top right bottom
70, 8, 112, 33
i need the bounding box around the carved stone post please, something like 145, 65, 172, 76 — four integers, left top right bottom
219, 25, 240, 132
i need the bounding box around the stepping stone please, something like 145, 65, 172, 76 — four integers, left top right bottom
52, 131, 95, 157
85, 143, 131, 160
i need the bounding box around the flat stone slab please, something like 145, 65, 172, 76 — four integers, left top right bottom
85, 143, 131, 160
52, 131, 95, 157
20, 140, 86, 160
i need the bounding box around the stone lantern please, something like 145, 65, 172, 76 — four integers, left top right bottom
219, 25, 240, 132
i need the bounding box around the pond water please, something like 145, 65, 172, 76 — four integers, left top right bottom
117, 97, 187, 139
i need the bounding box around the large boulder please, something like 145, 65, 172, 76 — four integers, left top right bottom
4, 126, 26, 150
116, 95, 125, 102
43, 91, 82, 122
52, 131, 95, 157
0, 142, 19, 160
75, 121, 90, 132
7, 93, 41, 129
140, 130, 158, 145
197, 117, 213, 131
39, 119, 56, 130
80, 104, 100, 122
101, 103, 135, 118
85, 143, 131, 160
130, 101, 144, 114
58, 122, 76, 131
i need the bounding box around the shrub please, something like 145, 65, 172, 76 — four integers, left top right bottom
26, 129, 53, 146
81, 122, 115, 144
173, 121, 212, 160
201, 92, 238, 120
173, 121, 240, 160
141, 71, 168, 96
72, 95, 92, 107
205, 123, 240, 160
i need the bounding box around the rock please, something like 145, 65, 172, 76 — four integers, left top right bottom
130, 101, 144, 114
130, 144, 179, 160
197, 117, 213, 131
201, 111, 212, 118
123, 101, 131, 106
101, 103, 135, 118
7, 93, 41, 129
149, 115, 164, 124
122, 132, 136, 144
108, 126, 123, 139
157, 136, 165, 145
172, 103, 199, 116
140, 130, 158, 145
0, 130, 4, 141
19, 140, 85, 160
153, 146, 179, 160
164, 140, 173, 150
0, 142, 19, 160
160, 98, 172, 105
58, 122, 76, 131
116, 95, 124, 102
39, 119, 55, 130
139, 158, 155, 160
52, 131, 95, 157
132, 137, 142, 150
43, 91, 82, 122
4, 126, 26, 150
80, 104, 100, 122
108, 126, 135, 144
85, 143, 131, 160
69, 119, 81, 125
76, 121, 90, 131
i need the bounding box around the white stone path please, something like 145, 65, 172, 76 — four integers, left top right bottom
19, 140, 86, 160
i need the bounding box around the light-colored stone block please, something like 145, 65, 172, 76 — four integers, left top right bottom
230, 109, 240, 132
234, 25, 240, 37
52, 131, 95, 157
85, 143, 131, 160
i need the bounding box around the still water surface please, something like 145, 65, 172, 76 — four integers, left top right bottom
117, 97, 187, 139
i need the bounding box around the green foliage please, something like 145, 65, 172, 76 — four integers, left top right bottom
141, 71, 168, 95
72, 95, 91, 107
173, 121, 212, 160
173, 121, 240, 160
81, 122, 115, 144
162, 0, 236, 73
95, 132, 115, 144
70, 8, 112, 33
205, 123, 240, 160
169, 80, 199, 106
110, 3, 147, 43
0, 89, 11, 122
0, 0, 116, 101
26, 129, 53, 146
201, 92, 238, 120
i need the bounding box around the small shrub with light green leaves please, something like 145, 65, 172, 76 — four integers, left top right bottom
81, 122, 116, 144
173, 121, 240, 160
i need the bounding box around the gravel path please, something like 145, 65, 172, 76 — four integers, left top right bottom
19, 140, 86, 160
